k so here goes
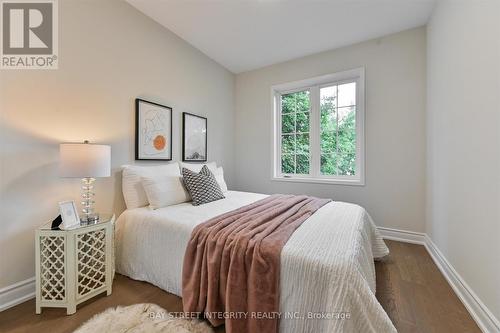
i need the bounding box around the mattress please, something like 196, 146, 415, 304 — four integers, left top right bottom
115, 190, 395, 332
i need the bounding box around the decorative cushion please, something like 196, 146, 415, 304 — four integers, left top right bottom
182, 165, 225, 206
122, 163, 180, 209
141, 174, 190, 210
180, 162, 228, 192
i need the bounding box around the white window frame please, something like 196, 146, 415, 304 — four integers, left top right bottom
271, 67, 365, 186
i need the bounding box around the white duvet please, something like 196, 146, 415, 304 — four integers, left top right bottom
115, 191, 396, 333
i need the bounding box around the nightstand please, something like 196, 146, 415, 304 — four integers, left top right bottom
35, 214, 115, 315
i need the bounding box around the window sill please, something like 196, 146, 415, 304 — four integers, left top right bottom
271, 176, 365, 186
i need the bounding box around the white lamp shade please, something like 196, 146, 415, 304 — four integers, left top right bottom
60, 143, 111, 178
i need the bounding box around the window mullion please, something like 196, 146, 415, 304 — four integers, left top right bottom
276, 93, 282, 177
335, 85, 339, 175
310, 86, 320, 178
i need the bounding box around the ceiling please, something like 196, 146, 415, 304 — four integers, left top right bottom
127, 0, 436, 73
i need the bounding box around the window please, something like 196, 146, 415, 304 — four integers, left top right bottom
272, 68, 365, 185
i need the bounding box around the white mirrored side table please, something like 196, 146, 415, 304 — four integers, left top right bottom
35, 214, 115, 315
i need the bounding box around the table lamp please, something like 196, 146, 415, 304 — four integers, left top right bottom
60, 141, 111, 223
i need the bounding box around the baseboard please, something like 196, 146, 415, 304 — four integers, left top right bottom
0, 277, 35, 312
424, 235, 500, 333
378, 226, 500, 333
377, 226, 426, 245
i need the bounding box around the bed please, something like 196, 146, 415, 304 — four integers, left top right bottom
115, 189, 396, 332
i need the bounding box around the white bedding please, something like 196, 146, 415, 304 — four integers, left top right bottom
115, 191, 396, 333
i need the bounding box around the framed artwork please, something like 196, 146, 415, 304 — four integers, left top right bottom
59, 200, 80, 229
135, 98, 172, 160
182, 112, 207, 162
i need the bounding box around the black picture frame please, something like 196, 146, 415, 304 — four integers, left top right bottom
135, 98, 173, 161
182, 112, 207, 162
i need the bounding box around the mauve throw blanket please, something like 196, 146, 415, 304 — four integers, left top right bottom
182, 194, 331, 333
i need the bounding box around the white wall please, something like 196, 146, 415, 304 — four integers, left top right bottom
234, 28, 427, 233
427, 0, 500, 323
0, 0, 235, 289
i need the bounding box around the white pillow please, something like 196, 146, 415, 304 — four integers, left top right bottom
212, 167, 228, 193
142, 175, 190, 209
122, 163, 180, 209
179, 161, 217, 173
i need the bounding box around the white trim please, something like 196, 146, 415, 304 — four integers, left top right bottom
271, 68, 365, 92
270, 67, 365, 186
424, 235, 500, 333
270, 175, 365, 186
378, 227, 500, 333
377, 226, 426, 245
0, 277, 35, 312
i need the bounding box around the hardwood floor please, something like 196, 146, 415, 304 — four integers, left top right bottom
0, 240, 480, 333
375, 241, 480, 333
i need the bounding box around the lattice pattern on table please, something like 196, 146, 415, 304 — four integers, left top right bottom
40, 235, 66, 301
76, 229, 106, 298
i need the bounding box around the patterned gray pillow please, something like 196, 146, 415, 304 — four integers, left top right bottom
182, 165, 225, 206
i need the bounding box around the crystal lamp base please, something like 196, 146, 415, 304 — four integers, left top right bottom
80, 177, 100, 224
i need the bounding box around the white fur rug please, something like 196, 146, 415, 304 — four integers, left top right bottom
74, 303, 214, 333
